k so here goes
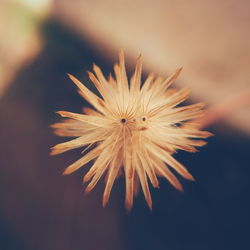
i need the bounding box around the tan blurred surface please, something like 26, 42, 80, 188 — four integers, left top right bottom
53, 0, 250, 134
0, 0, 50, 96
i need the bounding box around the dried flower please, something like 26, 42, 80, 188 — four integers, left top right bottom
51, 51, 212, 211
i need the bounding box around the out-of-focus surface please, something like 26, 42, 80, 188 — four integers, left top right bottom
1, 1, 250, 250
0, 0, 50, 96
54, 0, 250, 134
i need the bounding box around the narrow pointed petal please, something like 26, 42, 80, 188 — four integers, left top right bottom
52, 121, 95, 137
158, 102, 206, 118
168, 129, 213, 138
130, 55, 142, 93
140, 73, 155, 95
92, 64, 108, 86
88, 71, 114, 103
87, 71, 105, 97
165, 154, 194, 181
152, 157, 183, 191
119, 50, 129, 92
67, 74, 107, 114
82, 107, 101, 116
108, 73, 116, 87
84, 159, 111, 193
139, 149, 159, 188
135, 155, 152, 210
85, 142, 121, 193
124, 162, 134, 212
148, 88, 191, 117
50, 131, 107, 155
83, 130, 122, 183
152, 67, 183, 97
133, 173, 140, 197
148, 68, 182, 104
56, 111, 111, 128
184, 139, 207, 147
102, 151, 123, 207
124, 149, 135, 212
146, 142, 194, 181
162, 67, 183, 90
62, 146, 102, 175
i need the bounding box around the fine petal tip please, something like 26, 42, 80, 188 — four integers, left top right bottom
92, 64, 99, 72
67, 73, 74, 79
87, 71, 92, 78
198, 141, 208, 147
83, 174, 91, 183
188, 175, 195, 182
207, 131, 214, 137
49, 149, 56, 156
201, 131, 214, 138
56, 111, 68, 118
83, 188, 90, 196
62, 169, 70, 175
62, 162, 83, 176
49, 145, 61, 156
102, 197, 108, 208
119, 49, 125, 56
176, 183, 184, 192
125, 204, 132, 213
148, 202, 153, 211
125, 199, 133, 213
137, 54, 142, 60
55, 111, 63, 116
173, 67, 183, 78
87, 71, 96, 81
84, 185, 92, 194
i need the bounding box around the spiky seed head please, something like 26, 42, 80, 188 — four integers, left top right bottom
51, 51, 212, 211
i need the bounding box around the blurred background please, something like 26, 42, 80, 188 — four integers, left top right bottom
0, 0, 250, 249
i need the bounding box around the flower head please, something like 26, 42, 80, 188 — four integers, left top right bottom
51, 51, 212, 211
